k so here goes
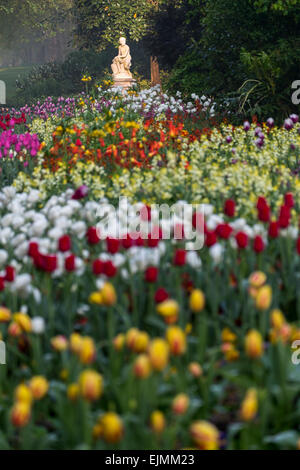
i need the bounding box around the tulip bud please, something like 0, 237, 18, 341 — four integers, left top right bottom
13, 313, 32, 332
249, 271, 266, 288
148, 338, 169, 371
156, 299, 179, 324
188, 362, 203, 378
270, 309, 285, 330
133, 354, 152, 379
189, 289, 205, 313
67, 383, 80, 401
51, 335, 69, 351
79, 337, 96, 364
255, 285, 272, 310
70, 332, 83, 355
14, 384, 33, 405
29, 376, 49, 400
190, 420, 220, 450
8, 321, 22, 337
89, 291, 103, 304
101, 282, 117, 306
166, 326, 186, 356
11, 401, 31, 428
150, 410, 165, 434
245, 329, 263, 359
98, 412, 124, 443
126, 328, 140, 350
240, 388, 258, 421
78, 369, 103, 402
221, 328, 237, 343
0, 306, 11, 323
132, 331, 150, 353
113, 333, 125, 351
172, 393, 189, 415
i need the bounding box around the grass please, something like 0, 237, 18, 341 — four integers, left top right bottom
0, 66, 33, 105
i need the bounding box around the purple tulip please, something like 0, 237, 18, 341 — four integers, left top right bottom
266, 118, 274, 128
290, 114, 299, 124
226, 136, 232, 143
72, 185, 89, 200
243, 121, 251, 132
284, 118, 294, 130
255, 138, 264, 148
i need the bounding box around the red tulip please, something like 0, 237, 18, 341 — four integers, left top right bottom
253, 235, 265, 253
278, 205, 291, 228
284, 193, 294, 208
268, 221, 279, 238
58, 235, 71, 252
224, 199, 235, 217
145, 266, 158, 283
65, 254, 76, 272
154, 288, 169, 303
28, 241, 39, 258
173, 249, 186, 266
235, 231, 248, 249
92, 259, 104, 275
103, 260, 117, 277
86, 227, 100, 245
205, 231, 217, 247
216, 223, 233, 239
106, 237, 120, 254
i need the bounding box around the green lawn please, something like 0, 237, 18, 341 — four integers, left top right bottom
0, 66, 33, 104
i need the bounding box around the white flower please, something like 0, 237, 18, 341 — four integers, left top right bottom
0, 249, 8, 267
209, 243, 224, 264
32, 316, 45, 334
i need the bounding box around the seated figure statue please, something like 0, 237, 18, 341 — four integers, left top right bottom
111, 37, 132, 78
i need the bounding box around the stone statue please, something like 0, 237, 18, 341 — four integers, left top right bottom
111, 37, 135, 90
111, 37, 132, 78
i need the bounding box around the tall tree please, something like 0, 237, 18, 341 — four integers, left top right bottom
74, 0, 169, 85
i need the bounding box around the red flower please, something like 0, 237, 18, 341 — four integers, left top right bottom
103, 260, 117, 277
121, 234, 134, 249
145, 266, 158, 283
147, 229, 161, 248
253, 235, 265, 253
268, 221, 279, 238
72, 185, 89, 200
205, 231, 217, 247
58, 235, 71, 252
278, 205, 291, 228
154, 288, 169, 303
297, 237, 300, 255
258, 204, 270, 222
92, 259, 104, 275
0, 277, 5, 291
28, 241, 39, 258
235, 231, 248, 249
173, 249, 186, 266
65, 254, 76, 272
4, 266, 15, 282
284, 193, 294, 208
86, 227, 100, 245
224, 199, 235, 217
106, 237, 120, 254
256, 196, 268, 211
39, 254, 57, 273
216, 223, 233, 239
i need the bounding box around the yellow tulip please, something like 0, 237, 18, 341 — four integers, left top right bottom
190, 420, 220, 450
189, 289, 205, 312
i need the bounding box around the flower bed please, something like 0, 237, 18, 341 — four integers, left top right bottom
0, 87, 300, 450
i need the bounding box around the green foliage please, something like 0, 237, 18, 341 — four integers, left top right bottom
167, 0, 300, 119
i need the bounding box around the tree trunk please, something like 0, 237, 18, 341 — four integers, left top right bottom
150, 56, 161, 87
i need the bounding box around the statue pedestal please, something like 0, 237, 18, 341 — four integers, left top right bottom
113, 75, 136, 91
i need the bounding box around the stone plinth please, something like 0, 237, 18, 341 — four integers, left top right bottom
113, 76, 136, 91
